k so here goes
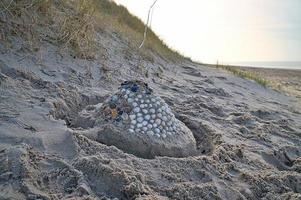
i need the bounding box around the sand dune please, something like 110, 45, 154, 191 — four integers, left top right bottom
0, 1, 300, 198
1, 29, 301, 199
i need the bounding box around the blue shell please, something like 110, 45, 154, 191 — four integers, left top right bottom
109, 102, 116, 109
130, 84, 139, 92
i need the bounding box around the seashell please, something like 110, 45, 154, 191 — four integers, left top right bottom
111, 109, 118, 118
167, 121, 172, 126
111, 95, 118, 101
109, 102, 117, 109
150, 108, 155, 114
131, 84, 139, 92
144, 115, 151, 120
155, 118, 161, 125
142, 121, 148, 126
147, 131, 154, 135
154, 128, 160, 134
133, 107, 140, 113
162, 116, 168, 121
137, 117, 143, 123
129, 129, 134, 133
121, 113, 129, 121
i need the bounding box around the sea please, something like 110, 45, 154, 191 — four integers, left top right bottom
224, 61, 301, 70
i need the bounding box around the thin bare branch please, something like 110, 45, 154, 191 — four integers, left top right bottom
138, 0, 158, 49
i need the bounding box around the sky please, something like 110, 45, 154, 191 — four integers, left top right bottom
114, 0, 301, 64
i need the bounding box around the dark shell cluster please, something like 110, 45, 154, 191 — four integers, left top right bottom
101, 80, 182, 138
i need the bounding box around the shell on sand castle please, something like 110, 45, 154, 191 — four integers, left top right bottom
96, 80, 197, 158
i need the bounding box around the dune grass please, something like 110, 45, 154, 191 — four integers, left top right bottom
0, 0, 183, 61
215, 64, 270, 87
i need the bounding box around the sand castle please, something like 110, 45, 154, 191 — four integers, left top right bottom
96, 80, 197, 158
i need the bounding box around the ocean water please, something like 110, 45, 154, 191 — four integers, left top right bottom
225, 61, 301, 70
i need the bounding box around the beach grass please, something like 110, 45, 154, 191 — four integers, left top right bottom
214, 64, 270, 87
0, 0, 183, 60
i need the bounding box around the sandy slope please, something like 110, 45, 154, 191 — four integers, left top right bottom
0, 30, 301, 200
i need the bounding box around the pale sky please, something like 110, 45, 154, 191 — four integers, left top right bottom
114, 0, 301, 64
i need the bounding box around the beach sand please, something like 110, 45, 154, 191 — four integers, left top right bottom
0, 24, 301, 200
233, 66, 301, 100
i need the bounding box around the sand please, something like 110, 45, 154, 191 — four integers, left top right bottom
227, 66, 301, 100
0, 31, 301, 199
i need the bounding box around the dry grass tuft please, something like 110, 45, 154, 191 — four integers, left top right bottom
0, 0, 98, 58
0, 0, 53, 51
0, 0, 186, 62
57, 0, 97, 59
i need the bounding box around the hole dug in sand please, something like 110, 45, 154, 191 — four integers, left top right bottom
175, 114, 217, 155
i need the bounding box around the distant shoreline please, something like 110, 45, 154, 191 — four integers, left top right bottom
229, 65, 301, 72
221, 61, 301, 70
205, 63, 301, 71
